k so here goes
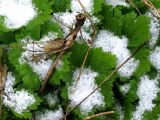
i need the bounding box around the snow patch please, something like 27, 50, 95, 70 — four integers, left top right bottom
68, 68, 105, 114
71, 0, 93, 13
120, 83, 130, 94
35, 107, 63, 120
0, 0, 37, 29
3, 72, 36, 114
105, 0, 129, 7
53, 12, 97, 42
146, 12, 160, 48
94, 30, 139, 78
149, 46, 160, 70
19, 32, 58, 80
132, 75, 159, 120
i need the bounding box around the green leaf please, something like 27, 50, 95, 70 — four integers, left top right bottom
96, 74, 115, 107
17, 64, 41, 91
93, 0, 104, 14
134, 47, 151, 78
70, 42, 116, 74
52, 0, 71, 12
123, 12, 151, 47
8, 46, 41, 91
102, 5, 123, 36
40, 21, 63, 37
50, 52, 72, 85
123, 79, 139, 120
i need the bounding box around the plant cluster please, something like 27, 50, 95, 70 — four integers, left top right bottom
0, 0, 160, 120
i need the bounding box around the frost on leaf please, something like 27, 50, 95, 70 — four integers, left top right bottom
149, 47, 160, 70
35, 107, 63, 120
105, 0, 129, 7
19, 32, 58, 80
120, 83, 130, 95
71, 0, 93, 13
132, 75, 159, 120
3, 72, 36, 114
146, 12, 160, 48
68, 68, 105, 114
94, 30, 139, 78
0, 0, 37, 29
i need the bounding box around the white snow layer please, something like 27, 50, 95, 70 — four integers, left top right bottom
68, 68, 105, 114
94, 30, 139, 78
0, 0, 37, 29
149, 47, 160, 70
71, 0, 93, 13
19, 32, 57, 80
105, 0, 129, 7
35, 107, 63, 120
146, 12, 160, 48
3, 72, 36, 114
120, 83, 130, 94
132, 75, 159, 120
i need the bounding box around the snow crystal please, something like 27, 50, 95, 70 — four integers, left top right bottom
146, 12, 160, 48
35, 107, 63, 120
3, 72, 36, 114
68, 68, 105, 114
0, 0, 37, 29
71, 0, 93, 13
132, 75, 159, 120
19, 32, 57, 80
105, 0, 129, 7
94, 30, 139, 78
120, 83, 130, 94
44, 93, 59, 107
149, 46, 160, 70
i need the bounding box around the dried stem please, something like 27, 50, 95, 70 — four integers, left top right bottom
39, 51, 65, 93
142, 0, 160, 19
83, 111, 115, 120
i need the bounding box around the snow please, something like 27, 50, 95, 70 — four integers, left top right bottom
19, 32, 58, 80
120, 83, 130, 94
132, 75, 159, 120
146, 12, 160, 48
68, 68, 105, 114
35, 107, 63, 120
94, 30, 139, 78
44, 93, 59, 107
149, 46, 160, 70
53, 0, 98, 42
71, 0, 93, 13
105, 0, 129, 7
0, 0, 37, 29
3, 72, 36, 114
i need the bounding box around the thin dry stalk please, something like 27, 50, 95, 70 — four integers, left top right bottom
76, 0, 97, 82
39, 51, 65, 93
0, 65, 7, 119
83, 111, 114, 120
142, 0, 160, 19
128, 0, 142, 15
